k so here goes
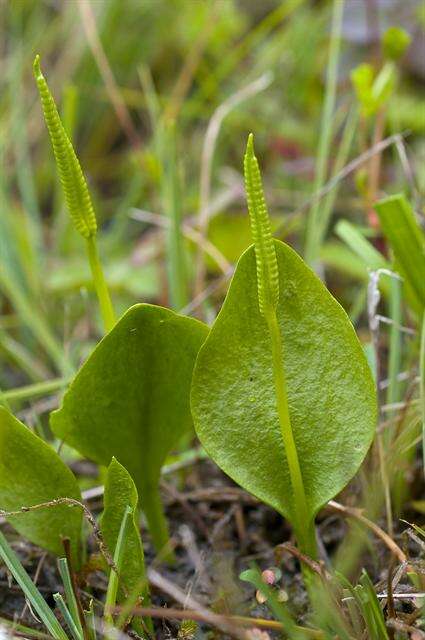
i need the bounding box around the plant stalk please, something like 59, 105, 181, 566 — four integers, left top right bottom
143, 485, 175, 565
85, 236, 116, 333
266, 310, 317, 560
161, 119, 188, 310
305, 0, 345, 268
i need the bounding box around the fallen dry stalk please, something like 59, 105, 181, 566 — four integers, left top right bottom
147, 568, 249, 640
327, 500, 407, 564
115, 605, 326, 639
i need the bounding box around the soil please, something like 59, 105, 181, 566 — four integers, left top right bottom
0, 458, 423, 639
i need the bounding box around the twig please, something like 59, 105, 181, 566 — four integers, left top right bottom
130, 208, 230, 273
194, 72, 273, 300
327, 500, 406, 563
275, 542, 331, 580
19, 551, 47, 621
113, 605, 325, 638
147, 568, 250, 640
0, 498, 117, 575
179, 267, 234, 316
275, 132, 409, 236
386, 619, 425, 638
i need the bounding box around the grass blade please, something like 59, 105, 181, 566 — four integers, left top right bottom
374, 194, 425, 315
84, 600, 96, 640
161, 119, 188, 309
104, 505, 132, 626
335, 220, 388, 270
53, 593, 82, 640
58, 558, 83, 637
0, 262, 71, 375
0, 531, 68, 640
305, 0, 345, 267
421, 312, 425, 473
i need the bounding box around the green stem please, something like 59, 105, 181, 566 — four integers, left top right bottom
104, 506, 132, 627
305, 0, 345, 267
266, 310, 317, 560
387, 275, 403, 517
420, 311, 425, 477
85, 236, 116, 334
143, 485, 175, 565
1, 377, 70, 402
162, 120, 188, 310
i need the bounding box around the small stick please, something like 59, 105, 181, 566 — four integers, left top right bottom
112, 605, 325, 639
147, 568, 249, 640
327, 500, 406, 563
275, 542, 331, 580
0, 498, 117, 575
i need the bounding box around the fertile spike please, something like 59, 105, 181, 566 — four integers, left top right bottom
33, 55, 97, 239
244, 133, 279, 316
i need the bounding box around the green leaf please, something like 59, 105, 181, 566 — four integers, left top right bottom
374, 194, 425, 315
51, 304, 208, 553
351, 64, 375, 116
0, 407, 82, 558
351, 61, 396, 117
335, 220, 388, 271
101, 458, 151, 632
382, 27, 411, 61
191, 241, 376, 526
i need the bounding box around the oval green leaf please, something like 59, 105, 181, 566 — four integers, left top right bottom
101, 458, 151, 634
101, 458, 148, 602
191, 241, 377, 524
50, 304, 208, 546
0, 407, 82, 558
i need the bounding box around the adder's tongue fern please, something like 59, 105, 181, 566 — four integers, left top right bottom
33, 56, 96, 239
243, 134, 314, 560
33, 55, 115, 332
244, 133, 279, 317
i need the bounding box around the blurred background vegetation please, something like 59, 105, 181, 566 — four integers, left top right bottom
0, 0, 424, 394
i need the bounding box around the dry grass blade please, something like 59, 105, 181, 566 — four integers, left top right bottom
77, 0, 141, 149
327, 500, 407, 563
147, 568, 250, 640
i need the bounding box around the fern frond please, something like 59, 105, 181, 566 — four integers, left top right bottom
244, 133, 279, 316
33, 55, 97, 239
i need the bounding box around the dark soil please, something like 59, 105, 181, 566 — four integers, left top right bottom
1, 458, 423, 639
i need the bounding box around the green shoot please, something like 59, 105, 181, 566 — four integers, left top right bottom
161, 119, 188, 310
104, 505, 132, 627
421, 312, 425, 474
53, 593, 82, 640
304, 0, 345, 267
338, 570, 389, 640
33, 55, 115, 333
84, 600, 97, 640
0, 530, 69, 640
58, 558, 84, 638
240, 567, 308, 639
244, 134, 315, 559
244, 133, 279, 316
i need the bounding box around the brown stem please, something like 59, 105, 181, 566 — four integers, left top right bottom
113, 606, 325, 639
367, 108, 386, 229
327, 500, 406, 564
